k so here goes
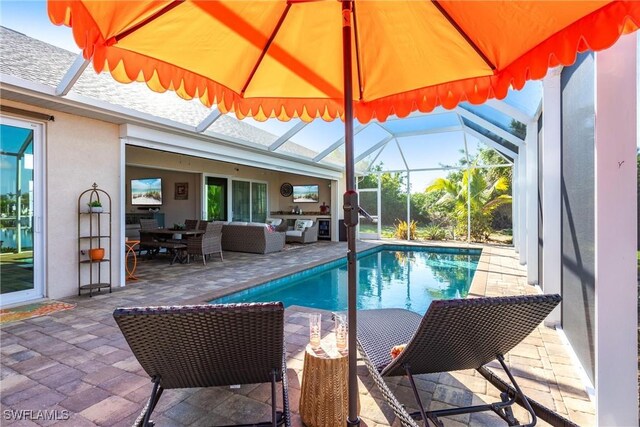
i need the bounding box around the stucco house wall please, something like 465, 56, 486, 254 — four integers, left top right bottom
126, 146, 334, 220
272, 172, 332, 214
3, 99, 123, 300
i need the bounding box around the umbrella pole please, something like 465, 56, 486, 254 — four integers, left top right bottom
342, 1, 360, 426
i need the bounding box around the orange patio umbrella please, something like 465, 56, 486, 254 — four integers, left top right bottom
48, 1, 640, 424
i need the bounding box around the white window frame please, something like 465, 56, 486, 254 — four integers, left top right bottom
0, 116, 46, 306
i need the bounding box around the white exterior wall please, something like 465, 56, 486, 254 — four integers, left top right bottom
593, 33, 638, 425
3, 100, 123, 299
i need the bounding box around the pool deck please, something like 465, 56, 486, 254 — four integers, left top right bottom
1, 241, 595, 426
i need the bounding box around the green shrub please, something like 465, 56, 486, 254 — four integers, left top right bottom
394, 220, 416, 240
423, 225, 446, 240
455, 211, 492, 241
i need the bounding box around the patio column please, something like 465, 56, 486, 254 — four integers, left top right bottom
525, 121, 538, 284
377, 174, 381, 238
406, 171, 410, 241
512, 160, 519, 252
119, 136, 127, 287
518, 149, 527, 265
541, 68, 562, 325
16, 153, 22, 253
331, 179, 340, 242
593, 33, 638, 425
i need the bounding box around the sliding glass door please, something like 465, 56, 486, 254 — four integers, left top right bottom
0, 117, 43, 305
205, 177, 268, 223
231, 180, 268, 223
232, 181, 251, 222
251, 182, 267, 223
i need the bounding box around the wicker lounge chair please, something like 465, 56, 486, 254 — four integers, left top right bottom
356, 294, 566, 427
113, 302, 290, 427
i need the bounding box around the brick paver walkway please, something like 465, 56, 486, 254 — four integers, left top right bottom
1, 241, 595, 426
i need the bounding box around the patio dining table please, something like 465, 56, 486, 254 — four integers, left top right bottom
140, 228, 204, 238
139, 228, 204, 264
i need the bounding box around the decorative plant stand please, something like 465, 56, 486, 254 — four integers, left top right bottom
78, 183, 112, 296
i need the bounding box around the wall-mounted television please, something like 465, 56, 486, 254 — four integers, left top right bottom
293, 184, 319, 203
131, 178, 163, 206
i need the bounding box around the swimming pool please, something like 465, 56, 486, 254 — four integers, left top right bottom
212, 245, 481, 314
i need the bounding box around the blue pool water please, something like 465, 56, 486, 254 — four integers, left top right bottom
212, 246, 481, 315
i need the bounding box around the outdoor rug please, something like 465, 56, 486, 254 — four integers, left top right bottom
0, 301, 76, 324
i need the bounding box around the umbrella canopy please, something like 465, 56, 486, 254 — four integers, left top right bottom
49, 1, 639, 123
48, 1, 640, 425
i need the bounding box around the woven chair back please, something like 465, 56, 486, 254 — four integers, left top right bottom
205, 221, 223, 237
382, 294, 561, 376
113, 303, 285, 389
184, 219, 199, 230
139, 218, 159, 230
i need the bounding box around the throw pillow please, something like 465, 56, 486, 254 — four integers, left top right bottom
266, 218, 282, 226
390, 344, 407, 359
295, 220, 306, 231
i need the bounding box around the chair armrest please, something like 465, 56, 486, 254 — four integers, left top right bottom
302, 222, 319, 237
275, 221, 289, 232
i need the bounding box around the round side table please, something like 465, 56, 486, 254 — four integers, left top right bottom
299, 343, 359, 427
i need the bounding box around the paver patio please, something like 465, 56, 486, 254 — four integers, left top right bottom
1, 241, 595, 426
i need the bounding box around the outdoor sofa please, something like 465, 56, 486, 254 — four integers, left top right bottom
222, 222, 286, 254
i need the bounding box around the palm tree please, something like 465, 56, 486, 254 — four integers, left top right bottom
426, 168, 511, 241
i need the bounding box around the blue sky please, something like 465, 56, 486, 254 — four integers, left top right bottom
1, 1, 78, 52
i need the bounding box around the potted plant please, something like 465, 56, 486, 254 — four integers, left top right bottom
87, 200, 103, 213
89, 248, 105, 261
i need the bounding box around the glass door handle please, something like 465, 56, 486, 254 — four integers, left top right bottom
34, 216, 41, 233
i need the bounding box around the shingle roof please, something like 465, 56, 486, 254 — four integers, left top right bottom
0, 26, 319, 159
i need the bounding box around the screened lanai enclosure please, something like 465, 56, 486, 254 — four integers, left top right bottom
237, 85, 538, 243
218, 84, 539, 243
352, 105, 521, 242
